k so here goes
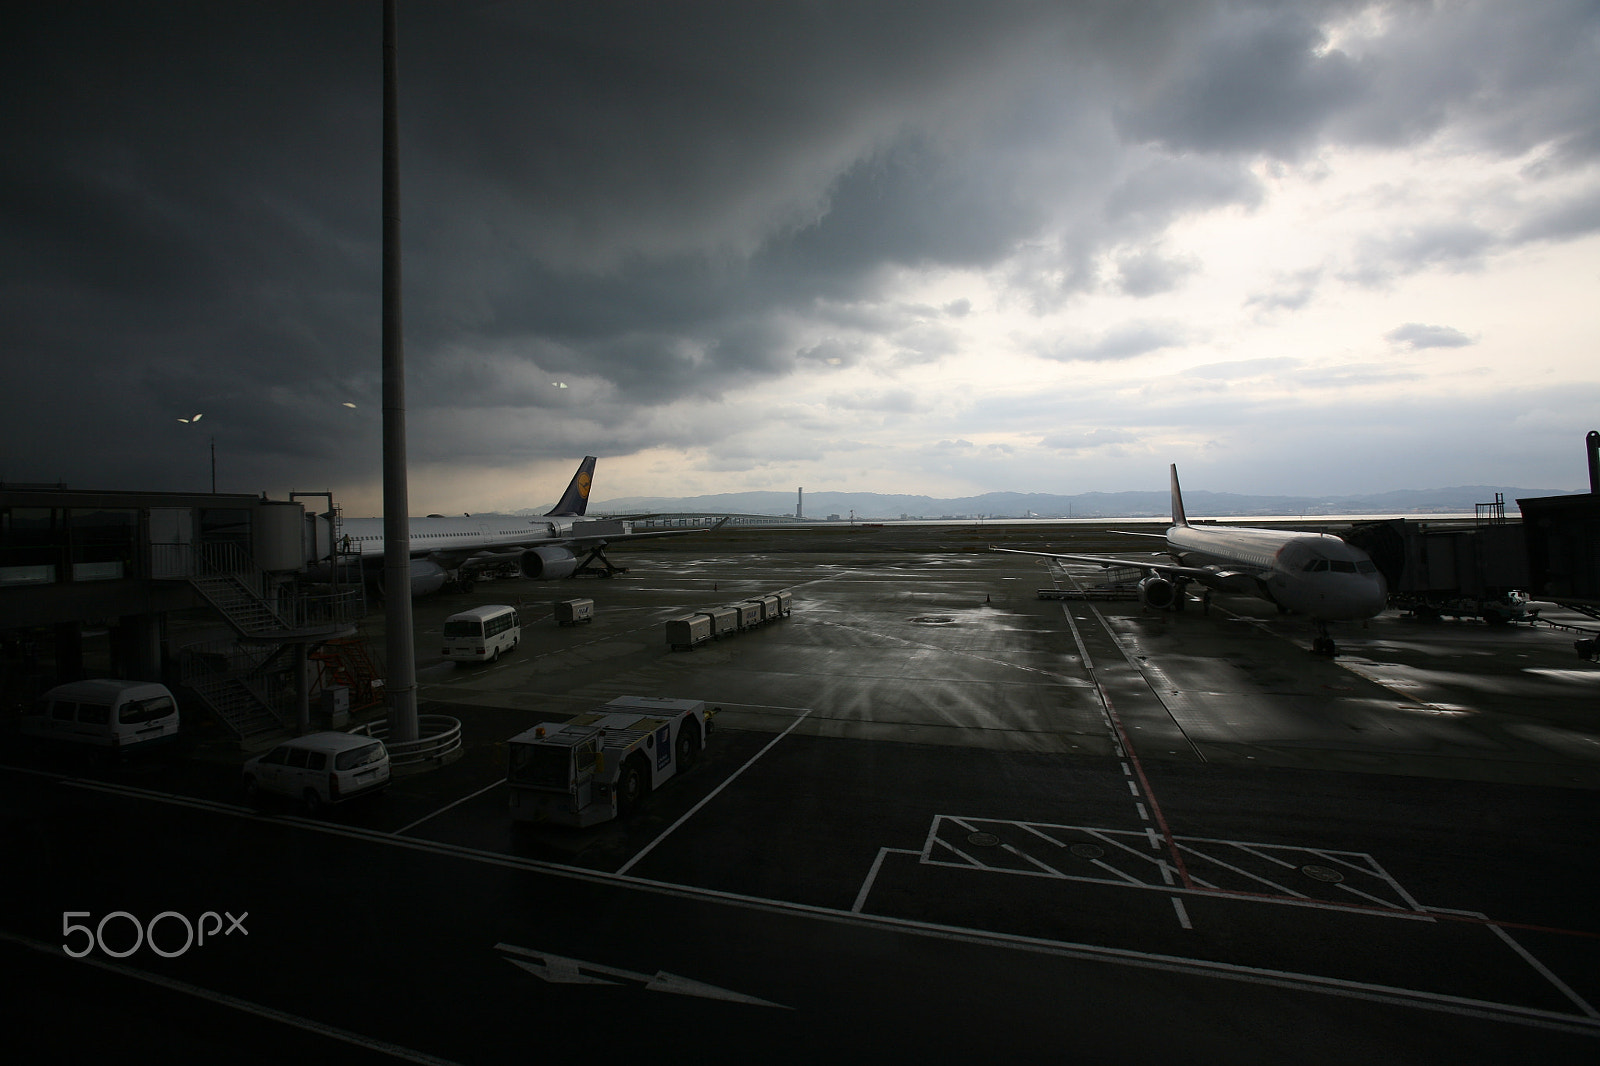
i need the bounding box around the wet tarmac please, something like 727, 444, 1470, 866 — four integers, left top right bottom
4, 530, 1598, 1062
399, 544, 1600, 789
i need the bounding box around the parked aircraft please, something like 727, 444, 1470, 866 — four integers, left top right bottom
334, 456, 711, 597
993, 465, 1388, 655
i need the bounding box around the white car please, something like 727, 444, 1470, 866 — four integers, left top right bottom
243, 732, 390, 813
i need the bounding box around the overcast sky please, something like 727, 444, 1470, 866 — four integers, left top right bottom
4, 1, 1598, 515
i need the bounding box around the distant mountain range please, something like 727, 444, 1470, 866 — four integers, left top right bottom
517, 484, 1581, 520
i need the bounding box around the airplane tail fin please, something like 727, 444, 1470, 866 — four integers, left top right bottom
1170, 464, 1189, 527
545, 456, 597, 517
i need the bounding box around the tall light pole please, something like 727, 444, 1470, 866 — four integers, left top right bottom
382, 0, 418, 743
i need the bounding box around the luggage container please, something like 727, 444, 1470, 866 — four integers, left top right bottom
752, 593, 781, 622
729, 602, 763, 631
665, 614, 712, 650
698, 605, 739, 638
774, 590, 793, 617
555, 598, 595, 626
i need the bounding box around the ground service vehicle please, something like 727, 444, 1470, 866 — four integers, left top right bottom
442, 604, 520, 662
506, 696, 714, 827
242, 731, 390, 813
23, 680, 180, 758
555, 598, 594, 626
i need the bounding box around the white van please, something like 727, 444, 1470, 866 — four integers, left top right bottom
442, 604, 521, 662
23, 680, 181, 758
242, 731, 390, 813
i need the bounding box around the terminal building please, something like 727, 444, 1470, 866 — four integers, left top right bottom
1, 485, 366, 741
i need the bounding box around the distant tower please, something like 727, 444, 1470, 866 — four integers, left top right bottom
797, 487, 803, 519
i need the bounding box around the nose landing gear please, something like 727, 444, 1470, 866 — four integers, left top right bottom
1311, 622, 1338, 657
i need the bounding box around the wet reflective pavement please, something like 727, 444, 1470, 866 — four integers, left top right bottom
3, 542, 1597, 1062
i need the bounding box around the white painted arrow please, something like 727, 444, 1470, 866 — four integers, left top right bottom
495, 943, 791, 1009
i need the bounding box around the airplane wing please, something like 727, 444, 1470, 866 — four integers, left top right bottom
989, 546, 1244, 586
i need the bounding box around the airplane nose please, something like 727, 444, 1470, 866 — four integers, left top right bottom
1364, 576, 1389, 616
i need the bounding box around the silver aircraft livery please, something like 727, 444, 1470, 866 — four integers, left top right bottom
993, 465, 1388, 655
336, 456, 713, 597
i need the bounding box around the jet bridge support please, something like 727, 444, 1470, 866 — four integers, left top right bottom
575, 544, 628, 578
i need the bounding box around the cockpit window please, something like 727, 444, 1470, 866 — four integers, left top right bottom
1302, 559, 1330, 572
1357, 560, 1377, 574
1330, 560, 1357, 573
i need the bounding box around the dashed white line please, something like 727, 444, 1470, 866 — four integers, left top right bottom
1172, 897, 1193, 929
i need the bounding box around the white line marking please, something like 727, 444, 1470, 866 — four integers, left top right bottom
1020, 823, 1068, 848
1120, 762, 1131, 776
393, 779, 504, 836
1090, 858, 1147, 886
1136, 802, 1149, 821
932, 835, 987, 869
617, 707, 814, 876
1429, 908, 1600, 1020
1177, 842, 1314, 900
1172, 897, 1192, 929
1230, 842, 1305, 871
853, 847, 919, 913
1482, 923, 1599, 1019
14, 769, 1599, 1039
0, 931, 463, 1065
1005, 843, 1067, 878
1126, 780, 1140, 797
1331, 880, 1414, 911
1145, 827, 1161, 850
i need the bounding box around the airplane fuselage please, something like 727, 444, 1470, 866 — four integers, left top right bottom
1165, 523, 1388, 621
338, 515, 575, 557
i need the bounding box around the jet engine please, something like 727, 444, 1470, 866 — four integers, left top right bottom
374, 558, 446, 598
521, 545, 579, 580
1137, 575, 1177, 610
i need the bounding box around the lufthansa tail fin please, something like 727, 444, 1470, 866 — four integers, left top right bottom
545, 456, 597, 517
1170, 464, 1189, 527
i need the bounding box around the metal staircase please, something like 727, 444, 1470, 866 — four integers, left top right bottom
185, 544, 291, 638
152, 515, 367, 746
184, 670, 285, 741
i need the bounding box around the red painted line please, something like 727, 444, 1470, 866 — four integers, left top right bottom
1100, 685, 1195, 891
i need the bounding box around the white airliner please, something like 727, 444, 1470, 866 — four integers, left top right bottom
993, 465, 1388, 655
334, 456, 712, 597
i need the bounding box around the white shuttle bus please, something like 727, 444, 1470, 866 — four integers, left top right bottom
442, 605, 521, 662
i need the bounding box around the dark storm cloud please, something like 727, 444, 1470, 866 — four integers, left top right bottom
1114, 4, 1364, 158
4, 1, 1599, 497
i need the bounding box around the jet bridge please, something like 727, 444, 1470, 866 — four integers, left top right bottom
1346, 518, 1530, 624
